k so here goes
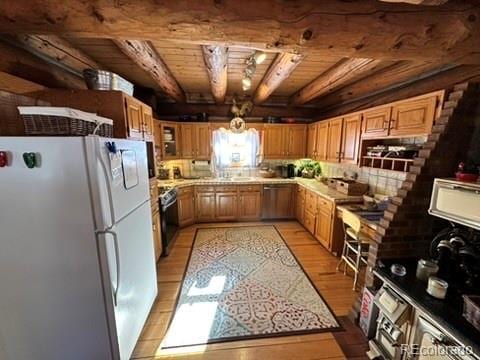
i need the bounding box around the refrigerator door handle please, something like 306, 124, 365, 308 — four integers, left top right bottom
97, 147, 116, 228
99, 229, 121, 306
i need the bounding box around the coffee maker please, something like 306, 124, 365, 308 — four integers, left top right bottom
280, 164, 296, 178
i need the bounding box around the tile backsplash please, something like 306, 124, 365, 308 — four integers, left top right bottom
159, 157, 405, 197
320, 161, 406, 197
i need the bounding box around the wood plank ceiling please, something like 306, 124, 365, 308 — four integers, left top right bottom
2, 0, 480, 119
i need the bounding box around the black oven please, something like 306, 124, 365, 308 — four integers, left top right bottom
159, 187, 178, 256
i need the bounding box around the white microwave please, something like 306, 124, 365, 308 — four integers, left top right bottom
429, 178, 480, 230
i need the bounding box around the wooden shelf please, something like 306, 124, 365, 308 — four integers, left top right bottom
361, 156, 414, 172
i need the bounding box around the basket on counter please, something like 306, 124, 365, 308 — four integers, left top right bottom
83, 69, 134, 95
463, 295, 480, 331
18, 106, 114, 137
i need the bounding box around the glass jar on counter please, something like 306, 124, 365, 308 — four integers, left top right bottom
416, 259, 439, 282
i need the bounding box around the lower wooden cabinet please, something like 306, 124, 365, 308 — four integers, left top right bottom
151, 210, 162, 262
238, 191, 262, 221
304, 209, 316, 234
177, 187, 195, 227
215, 192, 238, 221
315, 207, 332, 250
295, 186, 306, 224
295, 185, 338, 253
195, 192, 216, 222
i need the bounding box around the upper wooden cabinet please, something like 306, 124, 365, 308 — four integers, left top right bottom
307, 124, 317, 159
286, 125, 307, 158
125, 96, 143, 139
362, 93, 440, 139
263, 124, 307, 159
179, 123, 195, 158
180, 123, 211, 160
30, 89, 155, 141
159, 122, 180, 159
263, 125, 286, 158
390, 96, 437, 137
341, 114, 361, 164
315, 122, 329, 161
362, 106, 391, 139
326, 118, 343, 162
195, 124, 212, 159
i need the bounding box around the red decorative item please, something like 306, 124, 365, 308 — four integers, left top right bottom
0, 151, 7, 167
456, 172, 479, 182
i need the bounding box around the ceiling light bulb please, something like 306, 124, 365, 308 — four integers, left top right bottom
242, 77, 252, 91
254, 51, 267, 64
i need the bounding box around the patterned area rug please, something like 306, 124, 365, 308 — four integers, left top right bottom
161, 226, 340, 348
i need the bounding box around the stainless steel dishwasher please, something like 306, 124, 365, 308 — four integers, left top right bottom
262, 184, 294, 219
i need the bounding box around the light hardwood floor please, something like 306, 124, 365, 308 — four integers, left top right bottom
132, 221, 363, 360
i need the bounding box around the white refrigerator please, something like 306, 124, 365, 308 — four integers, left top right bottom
0, 136, 158, 360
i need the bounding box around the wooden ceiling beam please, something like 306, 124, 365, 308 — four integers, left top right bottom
315, 60, 451, 109
317, 64, 480, 118
253, 52, 304, 105
289, 58, 385, 105
114, 39, 186, 103
201, 45, 228, 104
0, 1, 479, 64
15, 34, 101, 74
0, 38, 86, 89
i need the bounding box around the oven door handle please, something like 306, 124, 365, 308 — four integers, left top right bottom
162, 198, 177, 211
379, 328, 401, 347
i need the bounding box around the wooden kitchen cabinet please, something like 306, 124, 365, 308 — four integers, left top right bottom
390, 95, 436, 137
307, 124, 317, 158
196, 124, 212, 159
263, 125, 286, 158
315, 197, 334, 250
215, 192, 238, 221
177, 187, 195, 227
30, 89, 155, 141
160, 122, 180, 159
195, 191, 216, 222
315, 121, 328, 161
286, 125, 307, 158
152, 210, 162, 262
341, 114, 361, 164
304, 209, 316, 234
238, 187, 262, 221
180, 123, 211, 159
362, 106, 391, 139
326, 117, 343, 162
263, 124, 307, 159
141, 104, 154, 140
125, 96, 143, 139
295, 185, 306, 224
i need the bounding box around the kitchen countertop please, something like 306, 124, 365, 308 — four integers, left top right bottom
336, 204, 381, 231
157, 177, 364, 204
375, 259, 480, 357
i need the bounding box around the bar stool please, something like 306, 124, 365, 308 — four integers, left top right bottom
336, 209, 370, 290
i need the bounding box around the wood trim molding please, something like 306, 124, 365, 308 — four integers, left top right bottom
253, 52, 304, 105
201, 45, 228, 104
114, 39, 186, 103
